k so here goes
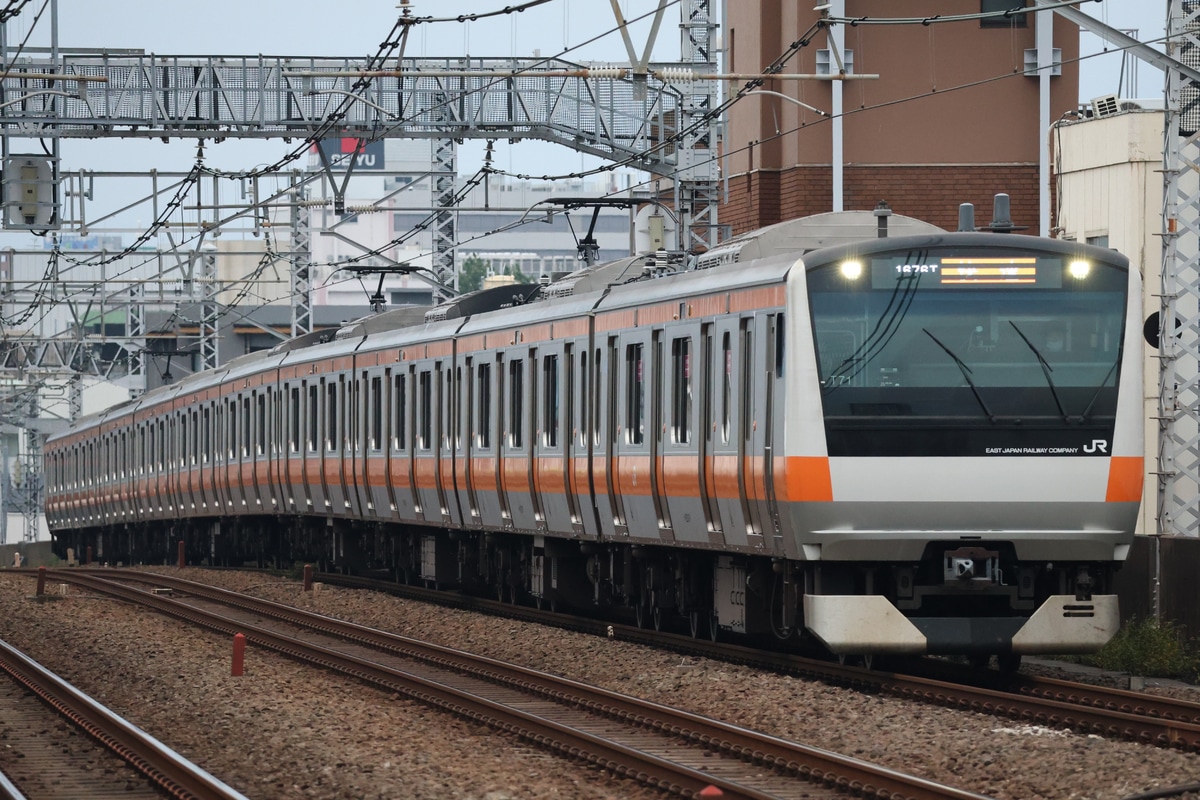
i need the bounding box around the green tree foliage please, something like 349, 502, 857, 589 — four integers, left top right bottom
504, 262, 535, 285
458, 255, 488, 294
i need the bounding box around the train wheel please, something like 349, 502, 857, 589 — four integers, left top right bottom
689, 611, 701, 639
652, 606, 664, 632
969, 654, 991, 671
708, 613, 719, 642
635, 603, 648, 629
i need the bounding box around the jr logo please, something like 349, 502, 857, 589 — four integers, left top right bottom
1083, 439, 1109, 454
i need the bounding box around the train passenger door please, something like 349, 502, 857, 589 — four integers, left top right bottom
662, 323, 708, 544
438, 360, 461, 525
710, 321, 750, 547
649, 331, 675, 542
459, 357, 481, 525
740, 317, 767, 548
600, 336, 626, 537
534, 344, 571, 535
470, 358, 503, 529
569, 341, 601, 539
699, 323, 724, 544
500, 349, 537, 531
387, 368, 419, 521
615, 332, 656, 541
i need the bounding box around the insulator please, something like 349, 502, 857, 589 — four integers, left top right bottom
655, 67, 696, 83
587, 66, 626, 79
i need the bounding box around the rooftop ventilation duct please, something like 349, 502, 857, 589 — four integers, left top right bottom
1090, 94, 1120, 118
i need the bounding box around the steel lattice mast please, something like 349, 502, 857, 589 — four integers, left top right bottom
1160, 0, 1200, 536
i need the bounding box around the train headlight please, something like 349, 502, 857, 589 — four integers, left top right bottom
1068, 259, 1091, 280
840, 260, 864, 280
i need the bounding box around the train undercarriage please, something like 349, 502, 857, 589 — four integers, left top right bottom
50, 518, 1118, 669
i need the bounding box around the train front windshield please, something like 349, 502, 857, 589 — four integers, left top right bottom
807, 245, 1129, 457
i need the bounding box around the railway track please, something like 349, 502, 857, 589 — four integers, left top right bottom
302, 567, 1200, 751
0, 632, 248, 800
41, 568, 988, 800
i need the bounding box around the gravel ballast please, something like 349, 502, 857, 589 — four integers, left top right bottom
1, 567, 1197, 800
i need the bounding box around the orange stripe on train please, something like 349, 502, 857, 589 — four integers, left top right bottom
1106, 456, 1143, 503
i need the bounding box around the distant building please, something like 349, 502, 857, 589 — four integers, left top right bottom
1053, 105, 1162, 536
723, 2, 1081, 234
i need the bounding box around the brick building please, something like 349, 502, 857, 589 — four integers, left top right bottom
721, 2, 1080, 235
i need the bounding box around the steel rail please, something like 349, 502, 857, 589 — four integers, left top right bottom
0, 636, 249, 800
50, 569, 988, 800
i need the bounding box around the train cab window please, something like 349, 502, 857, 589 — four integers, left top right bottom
418, 370, 433, 450
625, 343, 645, 445
671, 337, 692, 444
477, 363, 492, 448
543, 354, 559, 448
370, 376, 383, 451
509, 359, 524, 448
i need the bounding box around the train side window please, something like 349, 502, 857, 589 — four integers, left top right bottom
626, 343, 645, 445
326, 382, 338, 452
509, 359, 524, 448
202, 407, 211, 463
349, 375, 359, 453
579, 351, 588, 448
343, 374, 350, 450
543, 354, 558, 448
721, 332, 732, 444
256, 394, 266, 456
451, 365, 461, 450
151, 422, 160, 472
418, 370, 432, 450
242, 397, 251, 458
671, 337, 692, 444
394, 374, 407, 451
775, 314, 785, 379
477, 363, 492, 448
742, 324, 754, 442
312, 383, 321, 453
370, 375, 383, 451
289, 387, 299, 453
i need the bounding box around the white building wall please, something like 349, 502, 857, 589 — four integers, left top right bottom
1054, 109, 1162, 535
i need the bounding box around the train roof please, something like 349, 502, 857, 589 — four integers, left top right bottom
695, 210, 944, 270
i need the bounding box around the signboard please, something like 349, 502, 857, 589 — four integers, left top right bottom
313, 138, 386, 171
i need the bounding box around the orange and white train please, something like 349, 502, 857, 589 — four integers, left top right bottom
43, 208, 1143, 666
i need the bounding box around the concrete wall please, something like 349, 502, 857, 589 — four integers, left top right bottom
0, 540, 56, 568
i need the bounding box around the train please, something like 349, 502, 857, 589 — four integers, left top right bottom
42, 200, 1143, 668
